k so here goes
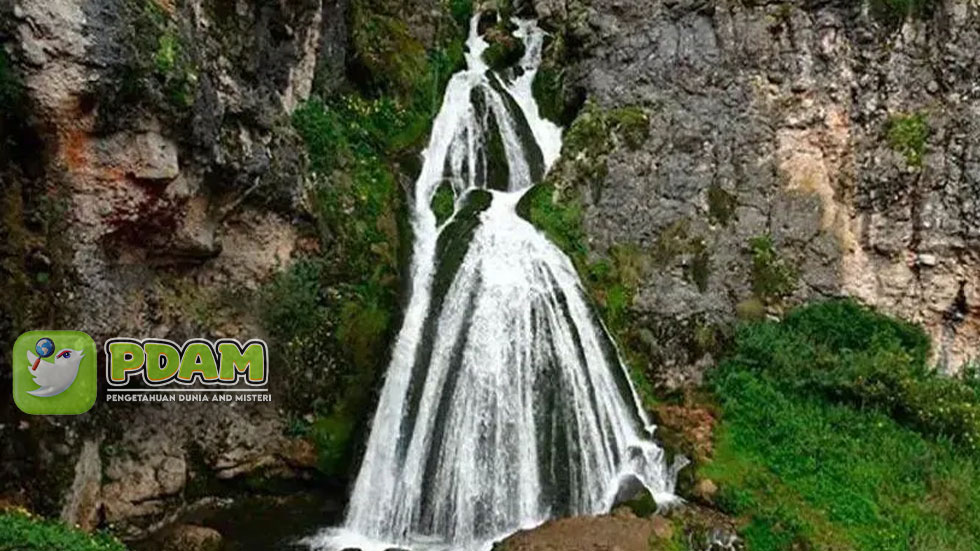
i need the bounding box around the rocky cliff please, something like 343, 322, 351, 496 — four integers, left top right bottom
0, 0, 459, 540
532, 0, 978, 387
1, 0, 978, 546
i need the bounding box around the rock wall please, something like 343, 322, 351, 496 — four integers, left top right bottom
0, 0, 446, 539
538, 0, 979, 380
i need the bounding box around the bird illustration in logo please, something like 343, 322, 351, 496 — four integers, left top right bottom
26, 337, 85, 397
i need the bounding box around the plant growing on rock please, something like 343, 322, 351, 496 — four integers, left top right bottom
748, 235, 797, 305
886, 111, 929, 168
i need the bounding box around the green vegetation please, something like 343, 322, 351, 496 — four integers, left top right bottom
706, 184, 737, 226
483, 24, 526, 71
702, 300, 980, 550
105, 0, 197, 112
748, 235, 797, 305
263, 1, 469, 478
0, 509, 127, 551
532, 34, 572, 125
431, 182, 456, 225
887, 112, 929, 168
550, 101, 650, 200
449, 0, 473, 27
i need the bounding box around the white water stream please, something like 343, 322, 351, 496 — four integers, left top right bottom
308, 16, 677, 551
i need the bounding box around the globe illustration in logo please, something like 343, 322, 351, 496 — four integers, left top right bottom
35, 338, 55, 358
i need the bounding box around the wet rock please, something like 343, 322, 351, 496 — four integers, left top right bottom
495, 513, 665, 551
163, 524, 222, 551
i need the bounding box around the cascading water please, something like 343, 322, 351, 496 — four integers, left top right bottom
308, 16, 679, 551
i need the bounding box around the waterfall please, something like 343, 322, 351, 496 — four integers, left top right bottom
308, 16, 678, 551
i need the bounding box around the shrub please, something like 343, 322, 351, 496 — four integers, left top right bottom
0, 509, 127, 551
705, 301, 980, 548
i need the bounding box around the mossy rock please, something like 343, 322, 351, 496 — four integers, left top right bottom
707, 183, 737, 226
486, 72, 545, 185
531, 33, 585, 127
431, 181, 456, 225
432, 189, 494, 311
886, 111, 929, 168
470, 86, 510, 191
482, 24, 525, 71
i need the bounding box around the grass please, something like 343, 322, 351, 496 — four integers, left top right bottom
702, 300, 980, 550
887, 112, 929, 168
0, 508, 127, 551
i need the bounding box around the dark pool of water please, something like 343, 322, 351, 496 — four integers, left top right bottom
136, 492, 343, 551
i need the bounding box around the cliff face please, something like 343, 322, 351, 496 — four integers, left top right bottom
0, 0, 454, 538
536, 0, 978, 382
2, 0, 978, 543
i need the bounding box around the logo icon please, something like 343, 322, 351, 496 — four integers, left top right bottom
13, 331, 97, 415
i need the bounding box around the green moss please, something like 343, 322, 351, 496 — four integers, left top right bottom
431, 182, 456, 225
351, 4, 427, 97
482, 37, 525, 71
532, 65, 563, 121
748, 235, 797, 304
608, 107, 649, 151
887, 111, 929, 168
449, 0, 474, 27
563, 101, 611, 156
0, 509, 127, 551
432, 189, 493, 309
703, 301, 980, 550
707, 184, 737, 226
554, 101, 650, 199
517, 181, 587, 259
